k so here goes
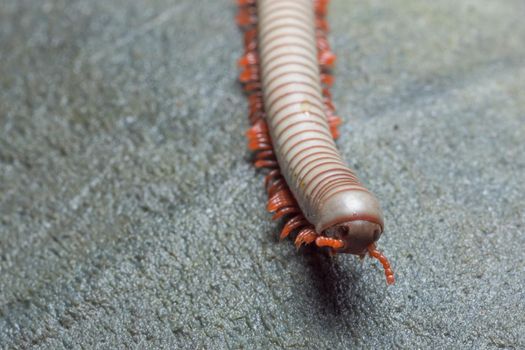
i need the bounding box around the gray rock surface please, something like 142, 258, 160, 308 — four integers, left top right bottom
1, 0, 524, 348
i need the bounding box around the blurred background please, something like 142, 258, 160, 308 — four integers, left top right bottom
1, 0, 524, 348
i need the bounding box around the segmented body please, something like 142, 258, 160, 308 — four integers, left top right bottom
237, 0, 394, 284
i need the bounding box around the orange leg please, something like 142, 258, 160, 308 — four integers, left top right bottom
254, 160, 278, 169
267, 178, 285, 197
264, 169, 281, 189
294, 227, 318, 248
254, 149, 275, 161
281, 215, 308, 240
272, 206, 300, 220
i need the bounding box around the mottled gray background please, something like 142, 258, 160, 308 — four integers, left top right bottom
1, 0, 524, 349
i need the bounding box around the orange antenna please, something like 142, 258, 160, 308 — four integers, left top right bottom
367, 243, 395, 285
315, 236, 344, 250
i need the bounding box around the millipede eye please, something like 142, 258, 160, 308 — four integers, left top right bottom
339, 226, 349, 238
373, 229, 381, 241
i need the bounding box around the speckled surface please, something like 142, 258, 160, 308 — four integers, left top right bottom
1, 0, 524, 348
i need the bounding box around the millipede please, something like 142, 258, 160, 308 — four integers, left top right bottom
236, 0, 394, 285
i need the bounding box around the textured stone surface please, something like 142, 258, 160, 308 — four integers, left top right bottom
1, 0, 524, 348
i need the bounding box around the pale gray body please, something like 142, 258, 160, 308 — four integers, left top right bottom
257, 0, 384, 247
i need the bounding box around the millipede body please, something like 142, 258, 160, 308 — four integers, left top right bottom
237, 0, 394, 284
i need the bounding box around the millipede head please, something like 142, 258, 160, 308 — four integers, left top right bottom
323, 220, 382, 255
315, 225, 395, 285
314, 190, 384, 254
